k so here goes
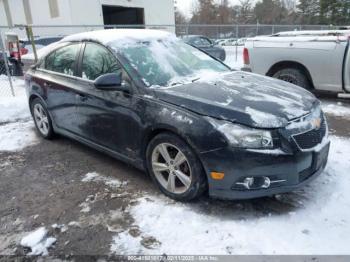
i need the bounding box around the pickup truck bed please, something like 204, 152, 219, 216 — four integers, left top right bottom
243, 31, 350, 94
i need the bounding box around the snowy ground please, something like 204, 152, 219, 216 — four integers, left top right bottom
112, 135, 350, 255
0, 76, 38, 152
224, 46, 244, 70
0, 75, 350, 256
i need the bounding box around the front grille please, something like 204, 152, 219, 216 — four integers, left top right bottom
292, 116, 327, 150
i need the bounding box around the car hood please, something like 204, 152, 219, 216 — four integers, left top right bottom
152, 71, 319, 128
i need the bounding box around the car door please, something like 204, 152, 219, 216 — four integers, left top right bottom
192, 37, 222, 59
36, 43, 82, 132
197, 37, 215, 55
343, 39, 350, 93
73, 42, 142, 158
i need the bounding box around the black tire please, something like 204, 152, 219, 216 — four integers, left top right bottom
273, 68, 311, 90
146, 132, 207, 201
30, 98, 55, 139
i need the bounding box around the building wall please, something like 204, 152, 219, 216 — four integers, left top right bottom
0, 0, 175, 37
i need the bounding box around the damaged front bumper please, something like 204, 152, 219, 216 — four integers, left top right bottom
199, 140, 330, 200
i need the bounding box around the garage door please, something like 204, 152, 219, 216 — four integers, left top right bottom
102, 5, 145, 27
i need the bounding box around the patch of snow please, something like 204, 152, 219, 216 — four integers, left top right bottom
81, 172, 100, 182
113, 136, 350, 255
0, 121, 39, 152
322, 102, 350, 118
68, 221, 81, 227
245, 106, 286, 128
111, 233, 144, 254
20, 227, 56, 256
51, 224, 68, 233
82, 172, 128, 189
223, 46, 244, 70
79, 202, 91, 213
0, 77, 30, 123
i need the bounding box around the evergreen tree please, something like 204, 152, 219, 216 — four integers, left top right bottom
297, 0, 320, 24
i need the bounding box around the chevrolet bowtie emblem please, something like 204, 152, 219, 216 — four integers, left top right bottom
311, 118, 321, 129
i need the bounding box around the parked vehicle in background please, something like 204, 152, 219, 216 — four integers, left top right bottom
215, 39, 226, 45
235, 38, 247, 46
21, 36, 64, 72
220, 38, 237, 46
243, 30, 350, 95
26, 29, 329, 201
22, 36, 64, 54
182, 35, 226, 61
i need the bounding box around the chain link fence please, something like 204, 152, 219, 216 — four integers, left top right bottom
0, 23, 346, 97
0, 30, 15, 97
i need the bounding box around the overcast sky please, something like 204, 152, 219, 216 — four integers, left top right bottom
175, 0, 247, 18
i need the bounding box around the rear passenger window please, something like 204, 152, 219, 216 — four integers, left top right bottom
45, 44, 80, 76
81, 43, 121, 81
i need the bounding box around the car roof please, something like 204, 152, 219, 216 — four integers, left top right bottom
61, 29, 174, 46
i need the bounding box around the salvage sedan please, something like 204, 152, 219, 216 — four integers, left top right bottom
25, 29, 330, 201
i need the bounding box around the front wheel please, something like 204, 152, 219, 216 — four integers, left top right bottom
146, 133, 207, 201
273, 68, 311, 90
31, 98, 55, 139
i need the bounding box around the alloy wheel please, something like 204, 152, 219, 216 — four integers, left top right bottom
33, 103, 50, 136
151, 143, 192, 194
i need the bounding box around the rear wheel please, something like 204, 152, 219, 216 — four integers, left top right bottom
146, 133, 207, 201
273, 68, 311, 90
31, 98, 54, 139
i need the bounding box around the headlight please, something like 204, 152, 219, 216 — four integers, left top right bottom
207, 118, 273, 149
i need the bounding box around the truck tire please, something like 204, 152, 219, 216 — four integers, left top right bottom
273, 68, 311, 90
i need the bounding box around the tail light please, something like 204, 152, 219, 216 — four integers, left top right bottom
243, 47, 250, 65
20, 48, 28, 55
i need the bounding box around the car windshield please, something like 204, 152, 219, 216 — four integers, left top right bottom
113, 39, 230, 87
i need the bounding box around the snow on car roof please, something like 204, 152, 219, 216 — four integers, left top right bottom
61, 29, 175, 45
274, 29, 350, 36
246, 29, 350, 43
22, 29, 175, 61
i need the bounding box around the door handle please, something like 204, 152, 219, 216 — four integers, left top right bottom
76, 94, 88, 102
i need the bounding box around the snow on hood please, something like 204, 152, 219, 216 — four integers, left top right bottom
153, 71, 318, 128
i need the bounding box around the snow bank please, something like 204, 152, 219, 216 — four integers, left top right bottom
0, 77, 38, 151
0, 121, 38, 151
111, 136, 350, 255
322, 102, 350, 118
20, 227, 56, 256
0, 77, 30, 123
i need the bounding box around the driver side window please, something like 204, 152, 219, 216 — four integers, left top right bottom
81, 43, 121, 81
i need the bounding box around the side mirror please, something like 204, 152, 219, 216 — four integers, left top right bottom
94, 73, 128, 92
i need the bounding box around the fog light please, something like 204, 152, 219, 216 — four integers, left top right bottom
236, 177, 254, 189
262, 176, 271, 189
211, 172, 225, 180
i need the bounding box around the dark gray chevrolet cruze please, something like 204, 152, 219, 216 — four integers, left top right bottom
25, 29, 330, 201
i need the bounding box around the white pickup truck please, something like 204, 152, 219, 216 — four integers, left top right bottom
243, 30, 350, 96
